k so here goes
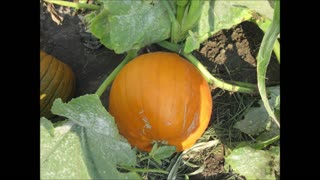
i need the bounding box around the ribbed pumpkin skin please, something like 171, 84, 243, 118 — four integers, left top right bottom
109, 52, 212, 152
40, 50, 76, 118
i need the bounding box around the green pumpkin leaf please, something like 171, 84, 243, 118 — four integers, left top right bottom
225, 146, 275, 180
149, 144, 176, 165
40, 119, 94, 179
85, 0, 171, 54
41, 94, 140, 179
233, 86, 279, 137
40, 117, 54, 137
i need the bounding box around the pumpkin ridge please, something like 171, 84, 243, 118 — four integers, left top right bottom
41, 61, 76, 118
182, 65, 198, 139
137, 58, 153, 148
129, 59, 153, 149
60, 63, 75, 102
41, 60, 65, 111
124, 66, 136, 137
40, 51, 76, 118
155, 58, 160, 141
41, 61, 66, 116
40, 58, 60, 110
40, 56, 59, 92
166, 57, 176, 136
138, 57, 152, 143
40, 56, 53, 81
117, 65, 134, 141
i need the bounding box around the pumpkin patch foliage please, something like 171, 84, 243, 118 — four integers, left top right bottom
41, 95, 139, 179
40, 0, 280, 179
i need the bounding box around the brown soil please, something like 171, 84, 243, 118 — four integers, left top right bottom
40, 3, 279, 179
193, 21, 280, 86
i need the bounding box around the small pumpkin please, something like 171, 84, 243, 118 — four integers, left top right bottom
109, 52, 212, 152
40, 50, 76, 118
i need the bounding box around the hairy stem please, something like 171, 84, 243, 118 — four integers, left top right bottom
157, 41, 258, 94
95, 50, 137, 97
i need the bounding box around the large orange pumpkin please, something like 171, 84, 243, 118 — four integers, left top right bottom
40, 50, 76, 118
109, 52, 212, 152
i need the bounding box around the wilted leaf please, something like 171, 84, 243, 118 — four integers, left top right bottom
45, 3, 64, 25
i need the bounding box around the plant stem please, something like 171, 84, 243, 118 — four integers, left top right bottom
256, 0, 280, 128
118, 165, 169, 174
253, 16, 280, 64
176, 5, 185, 23
273, 39, 280, 63
139, 156, 150, 162
157, 41, 258, 94
161, 0, 181, 43
253, 135, 280, 150
95, 50, 137, 97
44, 0, 100, 10
181, 0, 202, 33
176, 0, 189, 23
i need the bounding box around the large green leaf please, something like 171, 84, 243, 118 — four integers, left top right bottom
85, 0, 171, 54
40, 94, 140, 179
41, 118, 93, 179
184, 0, 274, 53
225, 146, 275, 180
234, 86, 279, 137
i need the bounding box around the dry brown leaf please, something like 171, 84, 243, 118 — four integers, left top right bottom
45, 3, 64, 25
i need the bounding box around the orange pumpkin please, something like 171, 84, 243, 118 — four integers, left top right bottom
109, 52, 212, 152
40, 50, 76, 118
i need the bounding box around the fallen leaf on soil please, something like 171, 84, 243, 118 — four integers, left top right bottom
45, 3, 64, 25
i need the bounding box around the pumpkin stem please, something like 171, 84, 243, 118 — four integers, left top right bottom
157, 41, 258, 94
43, 0, 100, 10
95, 50, 138, 97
